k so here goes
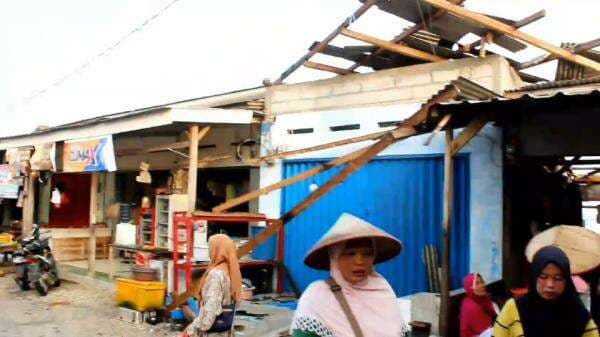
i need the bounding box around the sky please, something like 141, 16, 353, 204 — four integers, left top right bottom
0, 0, 598, 137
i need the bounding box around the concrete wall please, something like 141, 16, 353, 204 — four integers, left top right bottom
259, 56, 523, 285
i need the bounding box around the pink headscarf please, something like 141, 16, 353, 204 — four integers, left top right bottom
459, 273, 496, 337
292, 241, 408, 337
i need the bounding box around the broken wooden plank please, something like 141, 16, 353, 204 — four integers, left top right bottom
470, 10, 546, 50
273, 0, 378, 84
248, 129, 391, 164
440, 128, 454, 337
423, 0, 600, 71
519, 37, 600, 70
340, 28, 446, 63
450, 112, 492, 156
303, 61, 358, 76
237, 129, 416, 257
213, 147, 370, 213
347, 0, 466, 72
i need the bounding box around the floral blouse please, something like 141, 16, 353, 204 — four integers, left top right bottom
186, 269, 233, 337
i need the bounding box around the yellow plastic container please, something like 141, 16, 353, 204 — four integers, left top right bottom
0, 233, 16, 246
115, 278, 166, 312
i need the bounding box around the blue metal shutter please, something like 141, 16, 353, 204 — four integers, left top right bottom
281, 154, 470, 296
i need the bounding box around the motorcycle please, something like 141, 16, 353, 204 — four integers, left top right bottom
13, 224, 60, 296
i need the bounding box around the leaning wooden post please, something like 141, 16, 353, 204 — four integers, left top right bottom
22, 171, 37, 236
440, 129, 454, 337
88, 172, 99, 277
187, 125, 200, 215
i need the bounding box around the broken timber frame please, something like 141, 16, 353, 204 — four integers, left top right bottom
518, 37, 600, 70
423, 0, 600, 72
303, 61, 358, 76
273, 0, 378, 85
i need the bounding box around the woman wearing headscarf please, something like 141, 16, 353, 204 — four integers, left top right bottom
492, 246, 599, 337
185, 234, 242, 337
460, 273, 497, 337
290, 213, 409, 337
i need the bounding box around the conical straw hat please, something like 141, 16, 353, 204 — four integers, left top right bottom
304, 213, 403, 270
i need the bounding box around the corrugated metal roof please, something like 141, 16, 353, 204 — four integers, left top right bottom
507, 76, 600, 93
0, 86, 264, 140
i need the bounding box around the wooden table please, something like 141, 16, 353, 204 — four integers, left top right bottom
108, 244, 169, 280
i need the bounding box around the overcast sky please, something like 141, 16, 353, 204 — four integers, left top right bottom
0, 0, 598, 137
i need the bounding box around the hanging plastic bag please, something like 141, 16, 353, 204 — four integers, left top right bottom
51, 188, 61, 208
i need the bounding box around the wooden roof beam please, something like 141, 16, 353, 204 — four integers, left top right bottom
519, 37, 600, 70
470, 10, 546, 50
340, 28, 446, 63
423, 0, 600, 72
303, 61, 358, 76
273, 0, 377, 85
347, 0, 465, 72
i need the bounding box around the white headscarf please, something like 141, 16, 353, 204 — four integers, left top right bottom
292, 240, 409, 337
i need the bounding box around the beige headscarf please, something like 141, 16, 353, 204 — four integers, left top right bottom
197, 234, 242, 302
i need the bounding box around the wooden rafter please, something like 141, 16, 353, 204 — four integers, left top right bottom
470, 10, 546, 50
347, 0, 466, 72
423, 0, 600, 71
273, 0, 377, 85
340, 28, 446, 63
519, 37, 600, 70
450, 112, 492, 156
303, 61, 357, 76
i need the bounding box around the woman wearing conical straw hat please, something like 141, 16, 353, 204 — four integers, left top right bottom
290, 213, 409, 337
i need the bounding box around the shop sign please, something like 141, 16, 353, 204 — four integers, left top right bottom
0, 164, 19, 199
63, 136, 117, 172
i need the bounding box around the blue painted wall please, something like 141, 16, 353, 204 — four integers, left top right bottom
280, 155, 470, 296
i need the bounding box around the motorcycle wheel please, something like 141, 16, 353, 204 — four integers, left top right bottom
14, 278, 30, 291
35, 279, 49, 296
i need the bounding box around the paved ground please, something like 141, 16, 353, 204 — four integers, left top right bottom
0, 275, 177, 337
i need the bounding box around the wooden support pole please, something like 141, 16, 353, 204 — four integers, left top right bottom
237, 128, 416, 257
22, 172, 37, 236
187, 125, 200, 215
440, 129, 454, 337
304, 61, 358, 76
340, 28, 446, 62
479, 32, 494, 57
423, 0, 600, 71
450, 113, 492, 156
88, 172, 99, 277
273, 0, 377, 84
214, 147, 369, 213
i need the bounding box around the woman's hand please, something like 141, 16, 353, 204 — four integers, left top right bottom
180, 330, 190, 337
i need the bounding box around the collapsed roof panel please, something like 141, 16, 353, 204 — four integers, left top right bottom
360, 0, 526, 52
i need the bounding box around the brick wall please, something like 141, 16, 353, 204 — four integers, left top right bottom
267, 55, 522, 116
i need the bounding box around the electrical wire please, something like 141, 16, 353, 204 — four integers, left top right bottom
14, 0, 182, 110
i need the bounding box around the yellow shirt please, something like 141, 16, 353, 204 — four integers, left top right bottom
492, 298, 599, 337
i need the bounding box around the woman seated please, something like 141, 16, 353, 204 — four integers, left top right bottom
493, 245, 599, 337
290, 213, 409, 337
460, 273, 497, 337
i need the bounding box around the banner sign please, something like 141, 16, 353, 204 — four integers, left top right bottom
62, 136, 117, 172
0, 164, 19, 199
